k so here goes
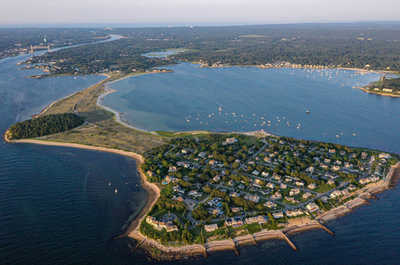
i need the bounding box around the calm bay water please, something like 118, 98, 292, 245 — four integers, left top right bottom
106, 63, 400, 154
1, 50, 400, 265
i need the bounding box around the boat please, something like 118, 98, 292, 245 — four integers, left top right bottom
114, 188, 118, 194
306, 110, 311, 114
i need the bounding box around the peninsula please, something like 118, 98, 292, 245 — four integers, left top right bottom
3, 23, 400, 260
4, 69, 400, 260
360, 76, 400, 98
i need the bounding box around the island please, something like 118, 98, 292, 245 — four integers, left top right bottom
4, 70, 400, 260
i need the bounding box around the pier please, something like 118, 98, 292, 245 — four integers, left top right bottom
279, 232, 297, 251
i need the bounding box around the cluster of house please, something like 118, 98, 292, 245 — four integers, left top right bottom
145, 135, 395, 237
258, 61, 331, 70
371, 87, 394, 93
146, 216, 179, 232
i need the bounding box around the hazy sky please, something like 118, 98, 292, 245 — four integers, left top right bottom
1, 0, 399, 25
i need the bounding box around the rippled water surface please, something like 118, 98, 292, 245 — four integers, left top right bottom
106, 63, 400, 153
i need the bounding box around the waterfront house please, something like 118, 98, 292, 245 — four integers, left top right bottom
146, 216, 178, 232
245, 215, 267, 224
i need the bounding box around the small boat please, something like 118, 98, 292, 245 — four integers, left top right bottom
306, 110, 311, 114
114, 188, 118, 194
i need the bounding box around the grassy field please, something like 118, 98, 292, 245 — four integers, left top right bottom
38, 72, 167, 154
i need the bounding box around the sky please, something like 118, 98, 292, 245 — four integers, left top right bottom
1, 0, 399, 26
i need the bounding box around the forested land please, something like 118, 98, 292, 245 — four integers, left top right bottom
7, 113, 84, 140
27, 23, 400, 76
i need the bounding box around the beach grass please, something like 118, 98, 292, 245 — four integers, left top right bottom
38, 72, 167, 154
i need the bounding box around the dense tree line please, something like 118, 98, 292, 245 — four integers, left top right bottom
8, 113, 84, 140
27, 23, 400, 75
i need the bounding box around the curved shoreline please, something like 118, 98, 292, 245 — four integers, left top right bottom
4, 137, 161, 238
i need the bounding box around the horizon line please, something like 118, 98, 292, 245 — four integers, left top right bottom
1, 20, 400, 29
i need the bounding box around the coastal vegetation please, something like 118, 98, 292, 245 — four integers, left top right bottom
6, 113, 84, 140
23, 73, 167, 154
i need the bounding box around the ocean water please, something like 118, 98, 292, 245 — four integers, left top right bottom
0, 54, 147, 265
105, 63, 400, 154
1, 50, 400, 265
